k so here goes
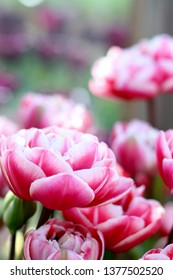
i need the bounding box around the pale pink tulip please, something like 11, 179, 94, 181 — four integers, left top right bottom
110, 119, 159, 178
89, 34, 173, 100
140, 244, 173, 260
63, 186, 164, 253
18, 93, 93, 133
23, 218, 104, 260
0, 126, 133, 210
156, 129, 173, 194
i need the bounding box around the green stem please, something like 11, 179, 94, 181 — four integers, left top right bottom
36, 206, 53, 229
9, 233, 16, 260
147, 98, 157, 127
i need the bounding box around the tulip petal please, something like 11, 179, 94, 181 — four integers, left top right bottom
30, 174, 95, 210
156, 131, 172, 179
35, 149, 73, 176
97, 216, 145, 251
163, 159, 173, 190
48, 249, 82, 260
1, 150, 45, 200
65, 141, 98, 170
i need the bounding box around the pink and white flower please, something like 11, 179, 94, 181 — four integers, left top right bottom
24, 218, 104, 260
110, 119, 159, 178
89, 34, 173, 100
0, 126, 133, 210
18, 93, 93, 133
63, 186, 164, 253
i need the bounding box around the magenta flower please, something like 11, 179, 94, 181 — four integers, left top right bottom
63, 186, 164, 253
110, 119, 159, 178
18, 93, 93, 133
23, 218, 104, 260
89, 34, 173, 100
156, 129, 173, 194
140, 244, 173, 260
0, 126, 133, 210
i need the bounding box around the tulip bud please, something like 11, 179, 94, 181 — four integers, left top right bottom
3, 191, 36, 234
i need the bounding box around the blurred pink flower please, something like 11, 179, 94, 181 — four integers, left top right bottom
18, 93, 93, 133
156, 129, 173, 194
24, 218, 104, 260
37, 7, 65, 32
63, 186, 164, 253
0, 126, 133, 210
140, 244, 173, 260
110, 119, 159, 178
0, 72, 19, 91
89, 34, 173, 100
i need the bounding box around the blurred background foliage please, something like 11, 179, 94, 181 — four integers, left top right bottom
0, 0, 135, 131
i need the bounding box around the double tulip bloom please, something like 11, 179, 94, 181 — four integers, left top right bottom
63, 185, 164, 253
18, 93, 93, 133
24, 218, 104, 260
89, 34, 173, 100
110, 119, 159, 181
0, 126, 133, 210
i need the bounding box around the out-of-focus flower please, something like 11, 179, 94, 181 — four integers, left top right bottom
18, 93, 93, 133
140, 244, 173, 260
0, 11, 28, 57
156, 129, 173, 194
110, 119, 159, 180
0, 72, 19, 91
159, 202, 173, 236
37, 7, 65, 32
0, 126, 133, 210
63, 186, 164, 253
23, 218, 104, 260
0, 72, 19, 104
0, 116, 20, 197
89, 34, 173, 100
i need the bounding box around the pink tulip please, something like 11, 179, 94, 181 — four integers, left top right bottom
159, 202, 173, 236
140, 244, 173, 260
23, 218, 104, 260
63, 186, 164, 253
110, 119, 159, 178
0, 116, 20, 197
156, 129, 173, 194
18, 93, 93, 133
89, 34, 173, 100
0, 126, 133, 210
